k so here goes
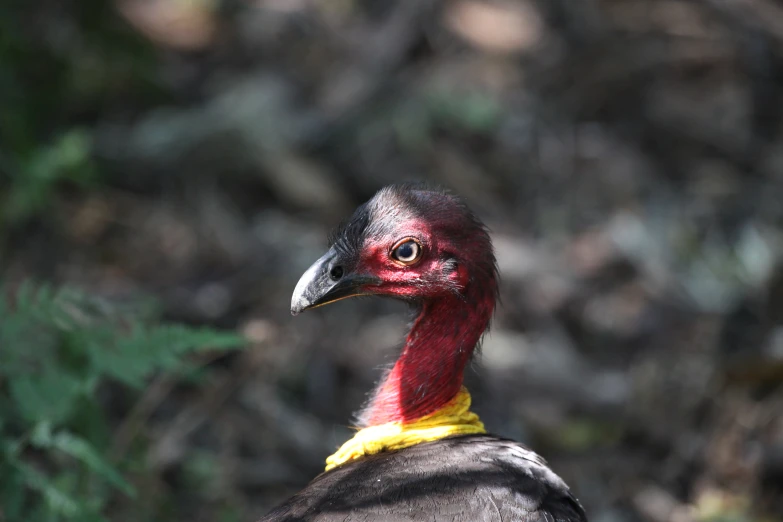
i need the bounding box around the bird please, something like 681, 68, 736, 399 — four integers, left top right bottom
260, 184, 587, 522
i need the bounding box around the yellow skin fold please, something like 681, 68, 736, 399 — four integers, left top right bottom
325, 387, 486, 471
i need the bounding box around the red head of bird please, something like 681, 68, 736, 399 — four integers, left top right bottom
291, 184, 498, 426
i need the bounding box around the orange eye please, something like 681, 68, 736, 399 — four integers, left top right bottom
391, 239, 422, 265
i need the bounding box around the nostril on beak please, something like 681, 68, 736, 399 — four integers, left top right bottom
329, 265, 344, 280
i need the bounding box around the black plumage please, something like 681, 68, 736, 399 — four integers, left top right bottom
260, 435, 586, 522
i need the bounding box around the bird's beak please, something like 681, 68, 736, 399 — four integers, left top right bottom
291, 247, 381, 315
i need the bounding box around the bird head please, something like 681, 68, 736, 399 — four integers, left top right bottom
291, 184, 497, 315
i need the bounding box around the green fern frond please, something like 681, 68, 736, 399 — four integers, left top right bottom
0, 280, 246, 521
31, 421, 135, 497
11, 458, 83, 518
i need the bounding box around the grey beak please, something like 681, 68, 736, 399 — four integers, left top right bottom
291, 247, 380, 315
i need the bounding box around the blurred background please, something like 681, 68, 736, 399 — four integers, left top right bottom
2, 0, 783, 521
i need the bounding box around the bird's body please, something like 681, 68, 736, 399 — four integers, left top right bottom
261, 435, 585, 522
262, 185, 586, 522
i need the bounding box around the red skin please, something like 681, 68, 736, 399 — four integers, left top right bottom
354, 221, 497, 426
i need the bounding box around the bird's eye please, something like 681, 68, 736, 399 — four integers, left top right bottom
391, 239, 421, 265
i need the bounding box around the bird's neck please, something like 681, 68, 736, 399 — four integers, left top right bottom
362, 286, 495, 426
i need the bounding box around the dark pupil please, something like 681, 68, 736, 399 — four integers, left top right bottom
397, 243, 414, 259
330, 265, 344, 279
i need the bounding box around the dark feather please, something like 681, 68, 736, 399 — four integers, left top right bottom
329, 200, 371, 258
259, 434, 587, 522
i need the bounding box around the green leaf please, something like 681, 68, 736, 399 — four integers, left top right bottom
51, 431, 135, 497
29, 422, 134, 497
0, 462, 27, 521
0, 280, 245, 520
9, 370, 83, 424
12, 459, 82, 518
4, 128, 95, 223
91, 323, 245, 387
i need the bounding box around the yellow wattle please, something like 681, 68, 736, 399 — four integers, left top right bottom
324, 387, 486, 471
